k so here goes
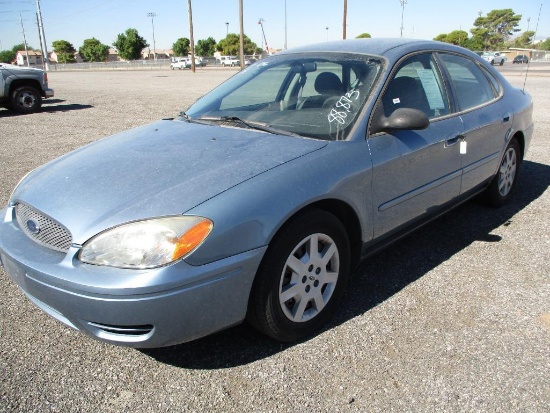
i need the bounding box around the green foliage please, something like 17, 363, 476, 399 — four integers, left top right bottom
172, 38, 190, 57
113, 28, 148, 61
79, 38, 109, 62
446, 30, 469, 47
355, 33, 371, 39
471, 9, 521, 50
513, 31, 535, 48
0, 50, 16, 63
434, 31, 468, 48
52, 40, 76, 63
11, 43, 32, 53
217, 33, 261, 55
539, 38, 550, 51
195, 37, 217, 56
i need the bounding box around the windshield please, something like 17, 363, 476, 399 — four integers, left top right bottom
184, 53, 383, 141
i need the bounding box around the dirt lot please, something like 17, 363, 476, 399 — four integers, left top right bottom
0, 68, 549, 412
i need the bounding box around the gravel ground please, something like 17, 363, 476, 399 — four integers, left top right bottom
0, 66, 548, 412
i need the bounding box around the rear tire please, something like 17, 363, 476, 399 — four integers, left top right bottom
482, 138, 521, 207
247, 209, 350, 342
9, 86, 42, 114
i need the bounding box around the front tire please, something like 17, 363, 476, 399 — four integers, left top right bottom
247, 209, 350, 342
483, 138, 521, 207
499, 59, 504, 66
10, 86, 42, 114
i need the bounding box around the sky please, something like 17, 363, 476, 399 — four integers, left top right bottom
0, 0, 547, 53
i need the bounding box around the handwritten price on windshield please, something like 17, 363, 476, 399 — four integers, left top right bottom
328, 90, 360, 124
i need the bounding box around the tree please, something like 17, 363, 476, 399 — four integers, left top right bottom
471, 9, 521, 50
446, 30, 469, 47
79, 38, 109, 62
113, 28, 148, 60
52, 40, 76, 63
195, 37, 217, 56
172, 38, 190, 57
0, 50, 15, 63
539, 38, 550, 51
434, 34, 448, 42
217, 33, 260, 55
513, 31, 535, 48
355, 33, 371, 39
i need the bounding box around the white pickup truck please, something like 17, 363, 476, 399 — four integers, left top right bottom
170, 57, 206, 70
218, 56, 240, 67
481, 52, 506, 66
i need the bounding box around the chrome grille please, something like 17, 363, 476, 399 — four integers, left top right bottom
15, 203, 72, 252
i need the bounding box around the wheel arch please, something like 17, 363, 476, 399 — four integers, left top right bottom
9, 79, 43, 97
511, 131, 525, 161
280, 199, 363, 270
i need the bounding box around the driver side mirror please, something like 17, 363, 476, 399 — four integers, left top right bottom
370, 107, 430, 135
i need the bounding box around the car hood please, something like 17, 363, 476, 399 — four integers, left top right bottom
12, 119, 327, 244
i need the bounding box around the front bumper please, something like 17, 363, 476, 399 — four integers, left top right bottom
0, 206, 266, 348
44, 88, 54, 98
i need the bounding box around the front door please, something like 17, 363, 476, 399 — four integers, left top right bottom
368, 52, 463, 238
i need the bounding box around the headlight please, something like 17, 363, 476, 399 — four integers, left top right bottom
79, 216, 213, 269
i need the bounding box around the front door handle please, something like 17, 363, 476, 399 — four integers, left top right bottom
445, 134, 463, 147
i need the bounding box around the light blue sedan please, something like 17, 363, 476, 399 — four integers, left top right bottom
0, 39, 534, 347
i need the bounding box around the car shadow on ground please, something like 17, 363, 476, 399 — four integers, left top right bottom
142, 159, 550, 369
0, 101, 92, 117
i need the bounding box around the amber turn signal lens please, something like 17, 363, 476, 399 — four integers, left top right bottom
172, 219, 213, 259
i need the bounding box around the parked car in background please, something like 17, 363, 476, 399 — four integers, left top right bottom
0, 39, 534, 348
482, 52, 506, 65
171, 57, 206, 70
0, 63, 54, 113
218, 55, 240, 66
513, 55, 529, 64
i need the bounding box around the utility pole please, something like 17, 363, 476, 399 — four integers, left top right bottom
399, 0, 407, 38
187, 0, 195, 73
35, 0, 50, 70
239, 0, 244, 69
284, 0, 287, 49
343, 0, 347, 40
147, 12, 157, 61
19, 12, 30, 67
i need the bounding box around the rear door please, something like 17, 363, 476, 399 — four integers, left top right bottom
437, 53, 510, 194
368, 52, 463, 238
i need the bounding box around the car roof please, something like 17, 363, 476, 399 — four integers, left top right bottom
279, 38, 480, 63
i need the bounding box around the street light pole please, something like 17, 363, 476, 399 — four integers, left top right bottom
326, 26, 329, 42
399, 0, 407, 38
225, 22, 229, 37
284, 0, 287, 50
147, 12, 157, 61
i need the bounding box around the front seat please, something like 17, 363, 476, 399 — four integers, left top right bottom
300, 72, 343, 109
314, 72, 343, 95
382, 76, 431, 118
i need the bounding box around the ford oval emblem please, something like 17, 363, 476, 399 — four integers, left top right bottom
26, 219, 40, 234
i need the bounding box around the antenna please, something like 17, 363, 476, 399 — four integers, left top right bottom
522, 4, 543, 92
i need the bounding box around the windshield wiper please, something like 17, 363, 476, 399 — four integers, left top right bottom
199, 115, 301, 137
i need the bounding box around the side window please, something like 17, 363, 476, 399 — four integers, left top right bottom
438, 53, 497, 111
382, 53, 449, 119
